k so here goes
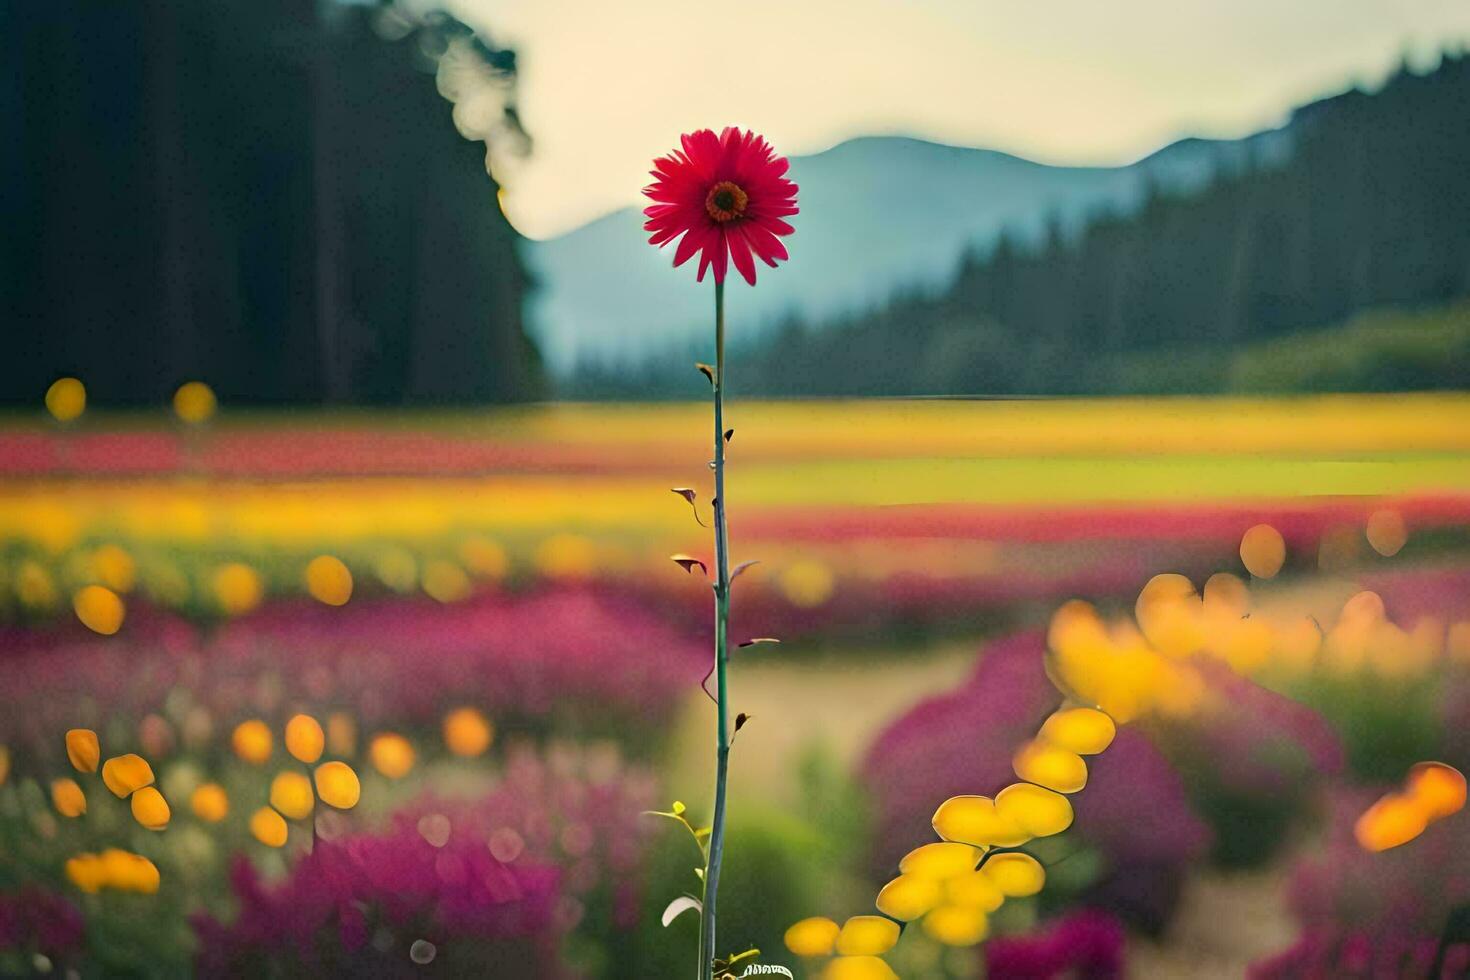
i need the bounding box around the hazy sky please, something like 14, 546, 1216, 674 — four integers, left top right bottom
458, 0, 1470, 240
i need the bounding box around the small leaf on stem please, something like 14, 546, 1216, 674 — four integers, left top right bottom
670, 554, 708, 577
734, 712, 751, 735
738, 637, 781, 649
724, 428, 734, 443
662, 895, 702, 927
730, 560, 760, 581
696, 363, 715, 386
670, 488, 707, 527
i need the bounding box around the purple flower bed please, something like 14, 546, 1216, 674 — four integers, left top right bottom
0, 586, 705, 758
388, 740, 661, 934
193, 739, 659, 977
194, 832, 565, 976
985, 909, 1126, 979
862, 632, 1209, 933
0, 886, 85, 961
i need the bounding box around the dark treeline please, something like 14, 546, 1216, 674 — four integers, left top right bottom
2, 1, 542, 407
572, 54, 1470, 399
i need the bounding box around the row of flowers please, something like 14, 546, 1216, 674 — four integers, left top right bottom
0, 584, 705, 763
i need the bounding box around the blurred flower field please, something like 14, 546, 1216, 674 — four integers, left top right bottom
3, 394, 1470, 977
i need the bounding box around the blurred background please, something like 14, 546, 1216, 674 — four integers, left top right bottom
3, 1, 1470, 977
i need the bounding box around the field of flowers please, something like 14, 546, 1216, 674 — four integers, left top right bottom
3, 394, 1470, 977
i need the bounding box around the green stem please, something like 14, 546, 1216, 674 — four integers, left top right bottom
700, 278, 731, 980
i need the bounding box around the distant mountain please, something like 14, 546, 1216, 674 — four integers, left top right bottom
564, 56, 1470, 400
524, 127, 1288, 373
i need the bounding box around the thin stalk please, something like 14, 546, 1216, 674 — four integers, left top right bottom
699, 278, 731, 980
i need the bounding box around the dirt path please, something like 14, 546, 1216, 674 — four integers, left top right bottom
664, 641, 980, 809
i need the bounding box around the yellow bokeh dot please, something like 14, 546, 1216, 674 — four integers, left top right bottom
285, 714, 325, 764
173, 381, 217, 424
875, 872, 942, 922
374, 548, 418, 593
821, 956, 899, 980
931, 795, 1029, 848
1366, 509, 1408, 558
534, 533, 598, 580
314, 760, 362, 809
1240, 524, 1286, 579
995, 782, 1074, 838
369, 733, 415, 779
443, 707, 494, 758
65, 728, 100, 773
45, 377, 86, 422
250, 806, 289, 848
784, 917, 840, 957
304, 555, 353, 606
213, 563, 263, 616
779, 559, 836, 608
898, 841, 983, 880
982, 851, 1046, 897
1037, 707, 1116, 756
922, 905, 990, 946
101, 754, 155, 798
836, 915, 900, 956
130, 786, 171, 830
422, 561, 471, 603
16, 560, 58, 610
52, 778, 87, 818
1406, 762, 1466, 821
66, 850, 160, 894
459, 537, 510, 580
73, 585, 125, 635
1202, 571, 1250, 615
231, 719, 273, 765
923, 910, 993, 946
191, 783, 230, 823
1135, 574, 1206, 656
1012, 739, 1089, 794
101, 848, 160, 894
1355, 793, 1427, 852
269, 771, 315, 821
91, 544, 137, 592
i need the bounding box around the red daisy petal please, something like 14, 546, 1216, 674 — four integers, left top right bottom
740, 223, 788, 267
726, 226, 757, 286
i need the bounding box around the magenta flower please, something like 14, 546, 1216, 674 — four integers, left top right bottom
643, 127, 798, 285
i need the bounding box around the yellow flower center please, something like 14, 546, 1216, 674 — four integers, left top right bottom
704, 181, 748, 222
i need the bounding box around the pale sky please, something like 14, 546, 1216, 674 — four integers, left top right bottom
457, 0, 1470, 240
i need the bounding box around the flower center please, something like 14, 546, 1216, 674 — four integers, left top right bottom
704, 181, 748, 222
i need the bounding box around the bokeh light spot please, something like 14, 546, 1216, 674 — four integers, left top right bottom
304, 555, 353, 606
45, 377, 86, 422
72, 585, 124, 635
1240, 523, 1286, 579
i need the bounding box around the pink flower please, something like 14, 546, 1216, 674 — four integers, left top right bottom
643, 127, 798, 285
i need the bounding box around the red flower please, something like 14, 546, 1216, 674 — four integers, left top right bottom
643, 127, 798, 286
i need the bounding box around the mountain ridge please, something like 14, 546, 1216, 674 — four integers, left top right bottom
524, 117, 1291, 374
